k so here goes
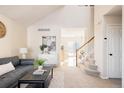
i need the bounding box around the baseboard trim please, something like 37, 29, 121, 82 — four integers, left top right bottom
100, 75, 109, 79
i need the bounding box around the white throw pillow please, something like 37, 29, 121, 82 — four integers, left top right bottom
0, 62, 15, 76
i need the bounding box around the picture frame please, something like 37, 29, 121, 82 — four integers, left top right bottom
42, 36, 56, 53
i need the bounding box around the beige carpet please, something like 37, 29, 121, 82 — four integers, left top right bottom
49, 65, 121, 88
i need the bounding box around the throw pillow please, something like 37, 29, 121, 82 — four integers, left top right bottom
0, 62, 15, 76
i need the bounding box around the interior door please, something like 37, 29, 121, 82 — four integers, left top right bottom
107, 25, 122, 78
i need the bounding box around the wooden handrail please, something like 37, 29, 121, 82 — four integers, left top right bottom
77, 36, 94, 51
76, 36, 94, 66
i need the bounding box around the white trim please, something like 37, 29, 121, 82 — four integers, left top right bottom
100, 74, 109, 79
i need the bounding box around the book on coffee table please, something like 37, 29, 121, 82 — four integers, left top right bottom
33, 70, 46, 75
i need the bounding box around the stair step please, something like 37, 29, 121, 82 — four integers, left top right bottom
88, 64, 97, 70
84, 68, 99, 77
89, 59, 95, 64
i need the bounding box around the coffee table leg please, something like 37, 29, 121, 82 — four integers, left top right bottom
18, 82, 20, 88
42, 83, 45, 88
51, 68, 53, 78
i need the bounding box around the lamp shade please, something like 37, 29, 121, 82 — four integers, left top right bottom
19, 48, 28, 54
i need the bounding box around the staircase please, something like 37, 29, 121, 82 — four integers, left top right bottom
76, 36, 100, 77
83, 53, 99, 77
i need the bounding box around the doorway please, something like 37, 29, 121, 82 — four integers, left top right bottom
60, 28, 85, 67
106, 25, 122, 78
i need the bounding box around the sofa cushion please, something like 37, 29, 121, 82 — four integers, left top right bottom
0, 65, 33, 88
20, 59, 34, 65
0, 56, 20, 67
0, 62, 15, 76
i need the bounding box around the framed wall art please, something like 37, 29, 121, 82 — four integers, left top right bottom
42, 36, 56, 53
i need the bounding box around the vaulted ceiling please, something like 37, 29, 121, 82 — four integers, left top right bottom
0, 5, 63, 26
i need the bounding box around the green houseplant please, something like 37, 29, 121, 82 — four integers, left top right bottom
34, 59, 45, 70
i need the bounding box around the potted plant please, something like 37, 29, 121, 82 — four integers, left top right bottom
34, 59, 45, 71
40, 44, 47, 53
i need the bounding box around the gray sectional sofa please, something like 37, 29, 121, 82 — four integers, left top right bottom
0, 56, 34, 88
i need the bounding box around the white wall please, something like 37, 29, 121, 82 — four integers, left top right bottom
85, 6, 94, 41
0, 14, 27, 58
27, 6, 92, 60
104, 16, 122, 24
27, 25, 60, 58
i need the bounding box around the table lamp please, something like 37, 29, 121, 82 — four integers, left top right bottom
19, 48, 28, 59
